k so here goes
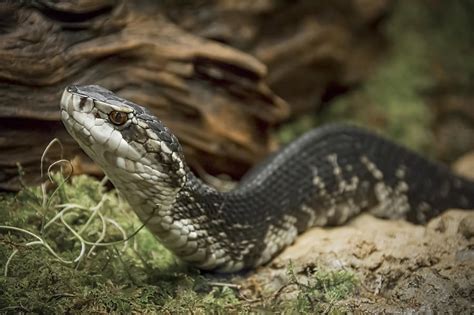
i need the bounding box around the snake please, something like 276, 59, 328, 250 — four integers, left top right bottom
60, 85, 474, 272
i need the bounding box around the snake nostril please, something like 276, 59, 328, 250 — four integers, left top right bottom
67, 85, 78, 93
78, 98, 87, 110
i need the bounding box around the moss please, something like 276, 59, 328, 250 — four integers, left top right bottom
1, 174, 357, 313
276, 262, 358, 314
278, 1, 474, 156
319, 1, 436, 155
0, 174, 248, 313
278, 115, 317, 145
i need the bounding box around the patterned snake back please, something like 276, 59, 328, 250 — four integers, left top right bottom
61, 85, 474, 272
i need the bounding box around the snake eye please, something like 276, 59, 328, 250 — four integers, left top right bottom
108, 111, 128, 125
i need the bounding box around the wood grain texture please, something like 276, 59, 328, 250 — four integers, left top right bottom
0, 0, 289, 190
0, 0, 392, 190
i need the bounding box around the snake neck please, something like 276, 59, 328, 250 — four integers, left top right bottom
113, 166, 244, 272
164, 172, 247, 271
162, 171, 303, 272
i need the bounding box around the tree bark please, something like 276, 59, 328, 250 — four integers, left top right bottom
0, 0, 289, 190
0, 0, 391, 190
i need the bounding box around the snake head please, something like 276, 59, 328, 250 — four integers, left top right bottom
60, 85, 187, 204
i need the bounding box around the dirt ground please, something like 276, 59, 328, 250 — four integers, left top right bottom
238, 211, 473, 312
236, 154, 474, 313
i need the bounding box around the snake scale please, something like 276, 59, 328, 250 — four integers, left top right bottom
60, 85, 474, 272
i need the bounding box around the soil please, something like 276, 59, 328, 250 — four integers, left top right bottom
236, 154, 474, 313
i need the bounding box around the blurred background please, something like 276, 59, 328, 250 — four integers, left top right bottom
0, 0, 473, 190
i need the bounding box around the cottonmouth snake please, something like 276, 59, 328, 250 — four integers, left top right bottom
60, 85, 474, 272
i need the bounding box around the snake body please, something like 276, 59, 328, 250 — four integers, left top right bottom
61, 85, 474, 272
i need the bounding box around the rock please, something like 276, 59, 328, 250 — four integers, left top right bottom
458, 215, 474, 239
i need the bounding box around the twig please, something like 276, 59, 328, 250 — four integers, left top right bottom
208, 282, 241, 289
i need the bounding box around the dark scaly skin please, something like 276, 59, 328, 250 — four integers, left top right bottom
173, 126, 474, 268
61, 85, 474, 272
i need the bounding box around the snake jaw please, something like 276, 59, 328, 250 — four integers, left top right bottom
61, 85, 187, 217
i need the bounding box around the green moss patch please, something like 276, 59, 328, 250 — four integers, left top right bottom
0, 174, 357, 313
0, 174, 246, 313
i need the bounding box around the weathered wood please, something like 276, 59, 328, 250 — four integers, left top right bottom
0, 0, 392, 190
165, 0, 391, 115
0, 0, 289, 190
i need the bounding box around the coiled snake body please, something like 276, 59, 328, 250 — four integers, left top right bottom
61, 85, 474, 272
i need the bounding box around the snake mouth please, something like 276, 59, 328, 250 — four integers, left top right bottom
60, 85, 188, 220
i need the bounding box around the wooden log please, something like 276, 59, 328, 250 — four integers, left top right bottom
165, 0, 392, 115
0, 0, 289, 190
